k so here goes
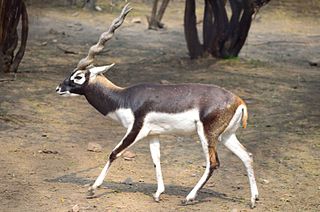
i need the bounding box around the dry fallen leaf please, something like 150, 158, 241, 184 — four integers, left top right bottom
122, 150, 136, 161
71, 204, 80, 212
87, 142, 102, 152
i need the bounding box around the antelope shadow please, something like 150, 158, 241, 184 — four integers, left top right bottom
45, 166, 244, 205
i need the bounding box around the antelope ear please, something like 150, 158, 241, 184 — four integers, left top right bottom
89, 63, 115, 76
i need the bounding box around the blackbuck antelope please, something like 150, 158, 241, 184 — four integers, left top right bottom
56, 4, 259, 208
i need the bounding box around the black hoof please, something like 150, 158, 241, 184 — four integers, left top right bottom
86, 187, 96, 199
152, 193, 161, 202
181, 199, 198, 205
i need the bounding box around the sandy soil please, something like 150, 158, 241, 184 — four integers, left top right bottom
0, 1, 319, 211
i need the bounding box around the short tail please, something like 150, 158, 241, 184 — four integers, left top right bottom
241, 103, 248, 128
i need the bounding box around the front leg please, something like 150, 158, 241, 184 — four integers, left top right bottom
88, 119, 149, 197
149, 136, 165, 202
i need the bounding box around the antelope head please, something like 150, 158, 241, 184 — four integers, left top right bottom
56, 4, 131, 96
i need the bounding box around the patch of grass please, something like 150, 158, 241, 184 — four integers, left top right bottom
246, 58, 269, 68
0, 105, 7, 115
216, 56, 242, 67
223, 56, 239, 61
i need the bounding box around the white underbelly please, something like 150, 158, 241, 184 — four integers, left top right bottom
108, 108, 200, 136
144, 109, 200, 135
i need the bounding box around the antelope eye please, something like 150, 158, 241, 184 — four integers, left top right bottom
74, 75, 82, 80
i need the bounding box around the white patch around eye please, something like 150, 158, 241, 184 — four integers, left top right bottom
70, 71, 86, 85
74, 74, 86, 85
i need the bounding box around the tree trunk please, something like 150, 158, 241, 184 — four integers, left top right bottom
156, 0, 170, 23
0, 0, 28, 73
184, 0, 203, 59
184, 0, 268, 59
203, 0, 214, 54
209, 0, 228, 57
67, 0, 77, 6
147, 0, 170, 30
230, 0, 254, 56
84, 0, 96, 10
148, 0, 159, 29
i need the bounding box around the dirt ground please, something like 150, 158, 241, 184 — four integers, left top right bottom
0, 1, 319, 211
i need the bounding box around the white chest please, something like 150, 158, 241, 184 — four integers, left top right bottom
108, 108, 135, 128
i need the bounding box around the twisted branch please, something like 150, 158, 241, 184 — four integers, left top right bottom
76, 3, 132, 70
11, 1, 28, 73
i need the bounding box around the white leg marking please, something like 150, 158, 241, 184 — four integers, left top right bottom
88, 123, 134, 194
222, 134, 259, 208
89, 123, 150, 195
149, 136, 165, 202
91, 161, 111, 190
185, 121, 211, 202
116, 125, 150, 158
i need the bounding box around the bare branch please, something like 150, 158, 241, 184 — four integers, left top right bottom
76, 3, 132, 70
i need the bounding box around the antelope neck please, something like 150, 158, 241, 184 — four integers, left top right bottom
84, 77, 124, 115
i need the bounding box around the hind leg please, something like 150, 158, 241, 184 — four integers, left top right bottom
184, 122, 219, 203
222, 134, 259, 208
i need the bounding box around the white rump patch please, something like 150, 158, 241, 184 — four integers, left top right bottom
219, 104, 245, 141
